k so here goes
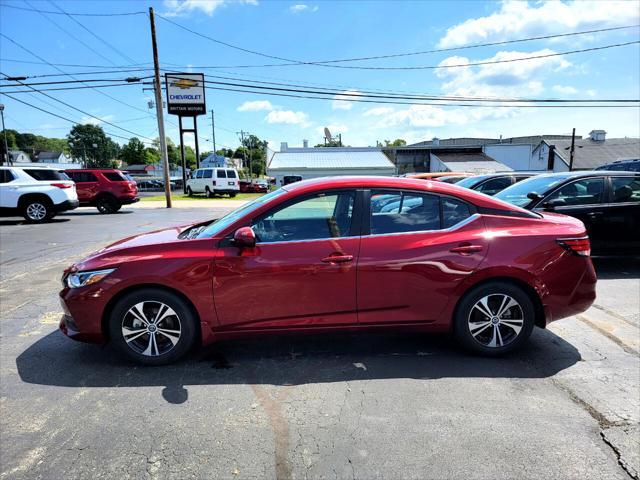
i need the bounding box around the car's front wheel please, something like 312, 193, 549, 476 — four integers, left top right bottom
453, 281, 535, 356
109, 289, 197, 365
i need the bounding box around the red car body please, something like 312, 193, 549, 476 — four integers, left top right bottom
65, 169, 139, 211
239, 180, 269, 193
60, 176, 596, 356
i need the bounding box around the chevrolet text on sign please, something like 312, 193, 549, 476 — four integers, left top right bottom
165, 73, 206, 116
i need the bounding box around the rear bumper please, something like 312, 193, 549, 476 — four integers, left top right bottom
120, 196, 140, 205
54, 199, 79, 212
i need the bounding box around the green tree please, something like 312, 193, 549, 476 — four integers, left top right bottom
120, 137, 146, 165
184, 145, 197, 170
143, 147, 159, 165
67, 124, 119, 168
379, 138, 407, 147
315, 139, 342, 147
0, 129, 18, 159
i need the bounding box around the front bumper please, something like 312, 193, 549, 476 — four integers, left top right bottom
59, 288, 106, 344
54, 199, 79, 213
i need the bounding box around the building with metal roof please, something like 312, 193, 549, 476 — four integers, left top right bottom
431, 151, 512, 174
267, 145, 395, 186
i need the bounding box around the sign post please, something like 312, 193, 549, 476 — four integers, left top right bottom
165, 73, 206, 194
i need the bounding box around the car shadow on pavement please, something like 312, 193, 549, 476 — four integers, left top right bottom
59, 210, 134, 216
0, 218, 70, 226
16, 327, 580, 404
592, 256, 640, 280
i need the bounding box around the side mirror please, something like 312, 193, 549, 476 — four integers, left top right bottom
527, 192, 543, 201
542, 199, 565, 210
233, 226, 256, 248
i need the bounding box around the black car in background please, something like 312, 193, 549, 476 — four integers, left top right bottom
454, 172, 535, 195
595, 159, 640, 172
495, 171, 640, 255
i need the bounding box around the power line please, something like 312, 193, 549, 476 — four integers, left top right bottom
0, 3, 146, 16
0, 77, 151, 87
0, 83, 138, 94
1, 93, 151, 143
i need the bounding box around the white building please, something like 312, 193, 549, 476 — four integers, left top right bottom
268, 144, 395, 185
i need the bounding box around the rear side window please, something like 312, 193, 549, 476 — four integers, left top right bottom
203, 169, 213, 178
103, 172, 126, 182
546, 178, 604, 206
442, 197, 472, 228
476, 177, 512, 195
226, 170, 237, 178
611, 177, 640, 203
370, 190, 440, 235
217, 169, 227, 178
0, 169, 15, 183
25, 169, 70, 181
68, 172, 98, 183
195, 170, 203, 179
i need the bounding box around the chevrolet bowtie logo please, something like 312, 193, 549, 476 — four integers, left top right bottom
171, 79, 198, 89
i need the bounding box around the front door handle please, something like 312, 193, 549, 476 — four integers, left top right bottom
450, 244, 483, 255
321, 254, 354, 264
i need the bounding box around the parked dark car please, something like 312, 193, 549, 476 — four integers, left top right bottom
239, 180, 269, 193
495, 171, 640, 255
455, 173, 536, 195
65, 169, 139, 214
595, 159, 640, 172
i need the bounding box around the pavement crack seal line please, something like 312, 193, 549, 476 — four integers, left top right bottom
592, 304, 639, 328
575, 314, 639, 357
551, 378, 637, 479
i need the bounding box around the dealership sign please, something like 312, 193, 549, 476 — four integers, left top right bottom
165, 73, 206, 116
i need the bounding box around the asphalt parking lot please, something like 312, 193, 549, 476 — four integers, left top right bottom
1, 204, 639, 480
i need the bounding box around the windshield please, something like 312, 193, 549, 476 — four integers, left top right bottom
195, 188, 286, 239
455, 176, 487, 188
495, 174, 573, 207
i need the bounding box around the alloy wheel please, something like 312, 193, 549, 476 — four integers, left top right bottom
467, 294, 524, 348
121, 301, 182, 356
26, 202, 47, 221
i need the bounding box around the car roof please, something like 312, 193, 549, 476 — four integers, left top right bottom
533, 170, 638, 179
280, 175, 534, 213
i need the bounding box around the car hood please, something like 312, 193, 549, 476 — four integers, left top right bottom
69, 220, 212, 272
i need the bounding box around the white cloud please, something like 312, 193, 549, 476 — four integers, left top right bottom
439, 1, 640, 48
332, 90, 359, 110
586, 89, 597, 97
552, 85, 579, 95
315, 124, 349, 136
163, 0, 257, 17
237, 100, 274, 112
265, 110, 309, 125
81, 115, 115, 126
363, 107, 394, 117
289, 4, 318, 13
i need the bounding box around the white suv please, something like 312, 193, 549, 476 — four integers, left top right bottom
186, 168, 240, 198
0, 166, 79, 223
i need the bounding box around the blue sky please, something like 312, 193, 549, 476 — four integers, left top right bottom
1, 0, 639, 152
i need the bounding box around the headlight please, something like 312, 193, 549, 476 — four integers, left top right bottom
66, 269, 116, 289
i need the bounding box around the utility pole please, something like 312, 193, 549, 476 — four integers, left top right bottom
237, 130, 249, 182
0, 104, 9, 165
210, 110, 216, 154
569, 127, 576, 171
148, 7, 172, 208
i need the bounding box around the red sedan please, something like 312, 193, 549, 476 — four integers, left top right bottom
59, 176, 596, 365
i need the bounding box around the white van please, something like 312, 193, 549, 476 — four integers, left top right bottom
186, 168, 240, 198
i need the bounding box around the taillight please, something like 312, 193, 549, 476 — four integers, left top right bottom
557, 237, 591, 256
51, 183, 72, 189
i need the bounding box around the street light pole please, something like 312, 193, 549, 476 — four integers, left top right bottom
0, 104, 9, 166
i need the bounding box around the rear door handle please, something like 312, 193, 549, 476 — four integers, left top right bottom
450, 244, 483, 255
321, 254, 354, 264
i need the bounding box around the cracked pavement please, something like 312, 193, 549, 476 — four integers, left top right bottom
1, 205, 639, 479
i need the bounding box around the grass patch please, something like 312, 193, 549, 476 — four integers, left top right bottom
140, 192, 264, 202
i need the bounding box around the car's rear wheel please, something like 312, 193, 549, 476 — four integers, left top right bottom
187, 187, 193, 197
229, 192, 237, 198
205, 186, 213, 198
21, 197, 54, 223
453, 281, 535, 356
109, 289, 197, 365
96, 196, 120, 214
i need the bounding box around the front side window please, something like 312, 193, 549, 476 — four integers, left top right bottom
611, 177, 640, 203
195, 170, 204, 179
203, 169, 213, 179
226, 170, 237, 178
370, 190, 440, 235
252, 191, 355, 243
217, 169, 227, 178
546, 178, 604, 206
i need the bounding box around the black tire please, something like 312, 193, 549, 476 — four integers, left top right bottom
21, 197, 54, 223
205, 186, 213, 198
453, 281, 535, 356
187, 187, 193, 197
96, 195, 120, 214
109, 288, 197, 366
229, 192, 237, 198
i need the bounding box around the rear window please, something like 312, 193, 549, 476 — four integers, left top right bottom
611, 176, 640, 203
103, 171, 126, 182
25, 169, 70, 181
226, 170, 237, 178
217, 169, 227, 178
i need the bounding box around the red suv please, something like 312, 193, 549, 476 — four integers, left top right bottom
65, 169, 139, 214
